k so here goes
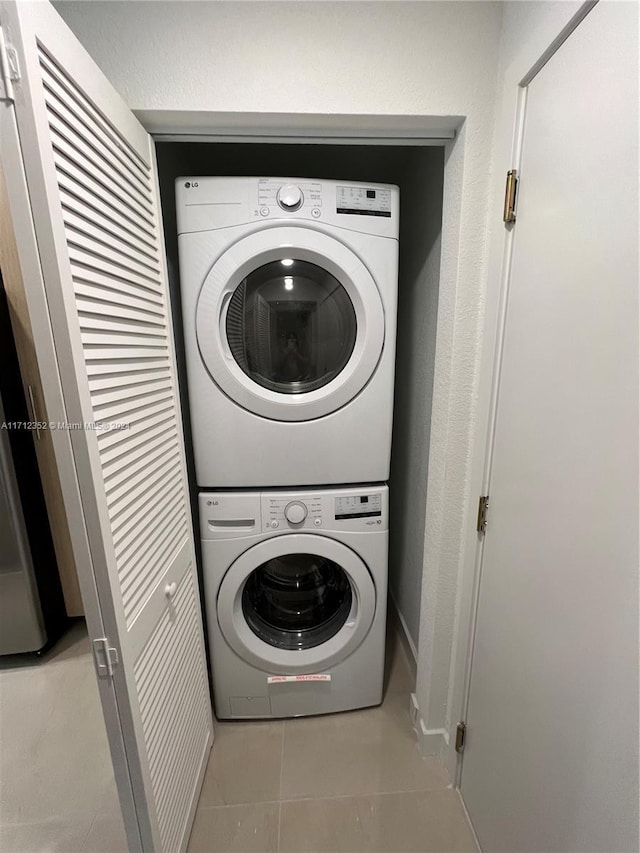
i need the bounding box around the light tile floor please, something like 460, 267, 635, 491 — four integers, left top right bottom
187, 624, 478, 853
0, 621, 127, 853
0, 620, 477, 852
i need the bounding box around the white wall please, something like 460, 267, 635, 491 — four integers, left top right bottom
389, 148, 443, 656
54, 1, 502, 118
54, 0, 505, 760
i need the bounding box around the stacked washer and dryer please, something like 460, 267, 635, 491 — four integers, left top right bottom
176, 177, 399, 719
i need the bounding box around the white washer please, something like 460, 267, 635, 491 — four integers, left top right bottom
177, 177, 399, 488
200, 485, 388, 719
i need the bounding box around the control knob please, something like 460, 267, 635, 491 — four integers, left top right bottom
277, 184, 304, 211
284, 501, 308, 524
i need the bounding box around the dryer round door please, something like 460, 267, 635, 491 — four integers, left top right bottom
196, 226, 385, 421
217, 534, 377, 673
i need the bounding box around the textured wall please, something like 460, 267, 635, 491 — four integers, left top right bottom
54, 1, 501, 117
389, 148, 443, 655
54, 0, 504, 738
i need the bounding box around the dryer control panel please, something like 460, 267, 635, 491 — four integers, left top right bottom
176, 177, 399, 240
199, 486, 389, 539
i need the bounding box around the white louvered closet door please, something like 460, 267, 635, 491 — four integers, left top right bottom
2, 4, 213, 851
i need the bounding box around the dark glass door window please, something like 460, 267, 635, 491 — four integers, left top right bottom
242, 554, 353, 650
225, 260, 357, 394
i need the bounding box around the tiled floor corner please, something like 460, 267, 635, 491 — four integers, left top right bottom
279, 789, 477, 853
187, 621, 477, 853
1, 618, 476, 852
0, 621, 127, 853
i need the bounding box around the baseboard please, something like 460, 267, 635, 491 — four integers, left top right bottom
409, 691, 456, 779
388, 592, 418, 682
414, 714, 448, 758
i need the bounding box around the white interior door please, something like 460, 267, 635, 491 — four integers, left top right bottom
461, 3, 638, 851
0, 3, 213, 851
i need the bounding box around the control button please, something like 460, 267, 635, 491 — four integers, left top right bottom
311, 207, 321, 218
270, 520, 279, 529
314, 517, 322, 527
260, 206, 270, 217
284, 501, 308, 524
277, 184, 303, 211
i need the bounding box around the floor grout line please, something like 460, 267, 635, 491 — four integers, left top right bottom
188, 784, 454, 814
276, 801, 282, 853
75, 809, 99, 853
278, 785, 454, 804
277, 721, 285, 852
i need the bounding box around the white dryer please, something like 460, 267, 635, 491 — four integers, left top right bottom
200, 485, 388, 719
176, 177, 399, 488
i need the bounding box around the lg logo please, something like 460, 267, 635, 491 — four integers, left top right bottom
184, 181, 199, 188
206, 500, 219, 506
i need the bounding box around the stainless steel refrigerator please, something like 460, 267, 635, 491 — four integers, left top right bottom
0, 276, 66, 655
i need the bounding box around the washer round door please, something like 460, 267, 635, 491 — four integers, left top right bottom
196, 226, 385, 421
217, 534, 377, 673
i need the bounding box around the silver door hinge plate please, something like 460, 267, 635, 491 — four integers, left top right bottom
455, 721, 466, 753
93, 638, 119, 677
503, 169, 518, 223
0, 27, 20, 103
477, 495, 489, 534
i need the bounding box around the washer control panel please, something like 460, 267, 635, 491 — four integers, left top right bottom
336, 185, 392, 218
199, 486, 389, 539
260, 487, 388, 533
335, 493, 382, 520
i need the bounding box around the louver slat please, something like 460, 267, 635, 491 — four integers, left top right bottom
86, 358, 169, 379
56, 169, 156, 251
44, 97, 153, 208
40, 47, 190, 627
38, 48, 149, 182
73, 271, 164, 310
61, 197, 158, 263
95, 405, 174, 449
53, 148, 155, 235
89, 367, 172, 396
36, 35, 211, 852
92, 389, 174, 426
113, 480, 183, 556
67, 225, 161, 279
110, 471, 184, 545
49, 119, 155, 220
59, 186, 158, 257
76, 292, 165, 325
69, 246, 162, 295
103, 434, 178, 493
135, 573, 211, 853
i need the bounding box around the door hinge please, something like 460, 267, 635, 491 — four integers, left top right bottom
503, 169, 518, 223
0, 27, 20, 103
93, 638, 119, 678
476, 495, 489, 534
455, 721, 466, 753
